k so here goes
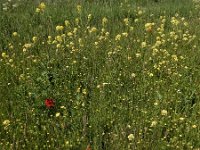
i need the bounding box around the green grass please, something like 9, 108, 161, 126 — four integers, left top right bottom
1, 0, 200, 149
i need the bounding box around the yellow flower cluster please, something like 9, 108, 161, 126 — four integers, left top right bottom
36, 2, 46, 13
171, 17, 180, 26
193, 0, 200, 10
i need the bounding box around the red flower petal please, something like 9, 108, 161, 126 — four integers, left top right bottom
45, 99, 55, 108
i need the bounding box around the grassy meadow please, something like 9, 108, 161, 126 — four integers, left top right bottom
1, 0, 200, 149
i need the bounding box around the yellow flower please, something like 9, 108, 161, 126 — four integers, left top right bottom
154, 40, 162, 47
32, 36, 37, 43
39, 2, 46, 10
75, 18, 79, 25
9, 43, 13, 49
60, 106, 66, 109
161, 18, 166, 23
73, 28, 78, 34
183, 37, 188, 41
152, 48, 159, 56
89, 27, 97, 33
161, 110, 168, 116
131, 73, 136, 78
130, 26, 134, 31
171, 17, 180, 25
36, 2, 46, 13
134, 18, 139, 23
82, 89, 87, 95
76, 5, 82, 13
2, 120, 10, 126
55, 112, 60, 117
12, 32, 18, 37
115, 34, 121, 41
102, 17, 108, 26
149, 73, 154, 77
184, 22, 188, 26
145, 23, 154, 32
87, 14, 92, 20
52, 40, 57, 44
35, 8, 40, 13
2, 52, 7, 58
154, 101, 159, 106
9, 59, 13, 63
48, 36, 52, 39
123, 18, 129, 26
141, 42, 147, 48
61, 34, 66, 38
138, 10, 143, 15
136, 53, 141, 58
67, 32, 73, 37
56, 25, 64, 31
172, 55, 178, 61
65, 20, 70, 27
56, 36, 62, 42
56, 44, 61, 48
128, 134, 135, 141
24, 43, 32, 48
151, 121, 157, 127
192, 125, 197, 129
122, 32, 128, 37
105, 32, 109, 36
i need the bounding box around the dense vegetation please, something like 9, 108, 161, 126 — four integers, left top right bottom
1, 0, 200, 149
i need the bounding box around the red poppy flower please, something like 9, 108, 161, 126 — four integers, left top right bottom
45, 99, 55, 108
